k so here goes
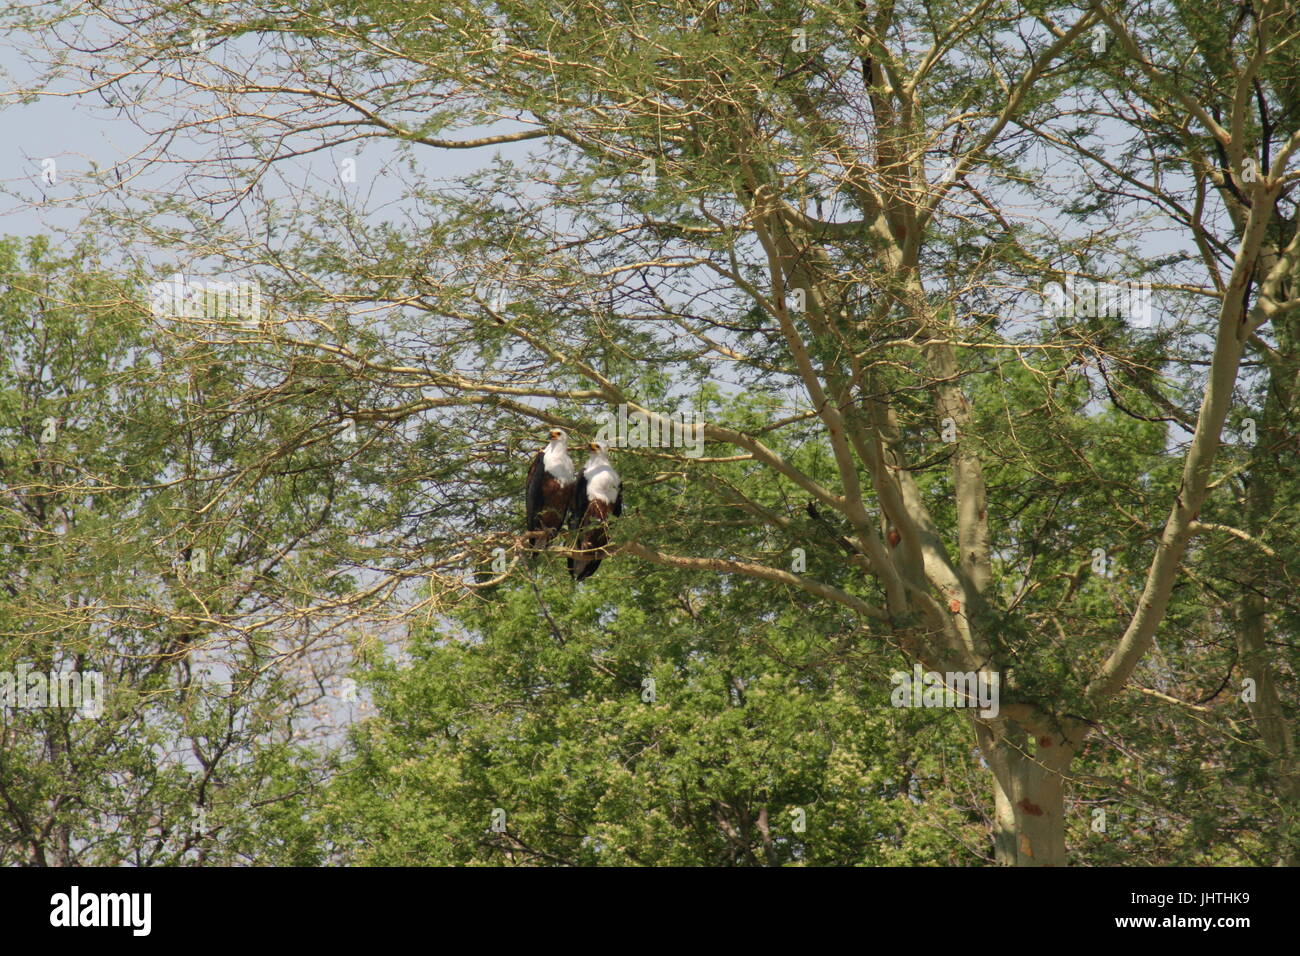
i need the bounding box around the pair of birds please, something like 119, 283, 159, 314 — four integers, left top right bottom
525, 429, 623, 581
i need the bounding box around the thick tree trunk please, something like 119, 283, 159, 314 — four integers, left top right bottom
975, 720, 1077, 866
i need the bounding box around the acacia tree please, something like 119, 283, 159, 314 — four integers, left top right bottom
8, 0, 1298, 864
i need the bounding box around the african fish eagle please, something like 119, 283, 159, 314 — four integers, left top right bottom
569, 440, 623, 581
525, 428, 576, 549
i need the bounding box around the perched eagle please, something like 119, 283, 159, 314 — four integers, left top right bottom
569, 441, 623, 581
525, 428, 576, 549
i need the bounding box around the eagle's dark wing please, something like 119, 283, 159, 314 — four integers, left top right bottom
526, 451, 545, 532
569, 472, 589, 531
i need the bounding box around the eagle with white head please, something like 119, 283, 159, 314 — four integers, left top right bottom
525, 428, 577, 549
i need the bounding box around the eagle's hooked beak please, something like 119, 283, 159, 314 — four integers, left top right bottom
588, 442, 601, 452
549, 430, 563, 440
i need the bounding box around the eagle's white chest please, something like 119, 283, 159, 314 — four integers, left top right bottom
543, 444, 576, 485
584, 459, 620, 504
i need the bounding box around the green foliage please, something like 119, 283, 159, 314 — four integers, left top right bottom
322, 561, 984, 865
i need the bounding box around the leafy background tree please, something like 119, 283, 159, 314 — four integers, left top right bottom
0, 236, 356, 865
